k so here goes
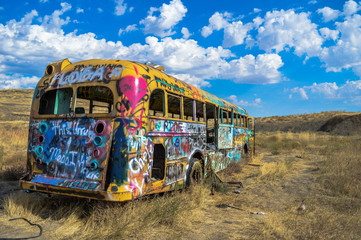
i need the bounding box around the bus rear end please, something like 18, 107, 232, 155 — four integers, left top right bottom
20, 59, 133, 201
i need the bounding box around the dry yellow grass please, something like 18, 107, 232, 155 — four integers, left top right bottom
2, 186, 208, 239
1, 131, 361, 239
0, 89, 360, 239
258, 158, 293, 181
0, 121, 28, 178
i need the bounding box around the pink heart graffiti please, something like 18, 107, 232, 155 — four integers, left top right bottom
118, 75, 147, 109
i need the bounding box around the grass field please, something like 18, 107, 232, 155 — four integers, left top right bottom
0, 89, 360, 239
1, 130, 360, 239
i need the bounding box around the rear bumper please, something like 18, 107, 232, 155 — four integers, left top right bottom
19, 174, 133, 202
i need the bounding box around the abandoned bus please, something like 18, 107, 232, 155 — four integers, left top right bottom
20, 58, 255, 201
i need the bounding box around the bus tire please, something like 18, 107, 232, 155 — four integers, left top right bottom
186, 158, 203, 187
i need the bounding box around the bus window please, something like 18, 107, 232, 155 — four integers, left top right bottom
222, 110, 228, 124
39, 88, 73, 115
248, 117, 253, 130
196, 101, 204, 122
235, 114, 239, 127
149, 89, 165, 117
206, 103, 216, 143
241, 116, 245, 127
75, 86, 113, 114
183, 97, 194, 121
168, 94, 181, 119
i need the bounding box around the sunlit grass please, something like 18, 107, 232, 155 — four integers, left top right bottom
2, 186, 208, 239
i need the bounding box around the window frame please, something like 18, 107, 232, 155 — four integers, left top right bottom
149, 88, 166, 118
183, 96, 194, 121
38, 87, 73, 116
167, 93, 182, 119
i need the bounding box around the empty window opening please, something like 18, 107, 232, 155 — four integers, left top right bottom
183, 97, 194, 121
39, 88, 73, 115
75, 86, 113, 114
149, 89, 165, 117
196, 101, 204, 122
248, 117, 253, 130
152, 144, 165, 180
167, 94, 181, 119
222, 109, 229, 124
240, 116, 246, 127
206, 103, 216, 143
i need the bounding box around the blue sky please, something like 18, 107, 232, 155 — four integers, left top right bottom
0, 0, 360, 117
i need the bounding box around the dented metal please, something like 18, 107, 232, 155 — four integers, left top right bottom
20, 58, 255, 201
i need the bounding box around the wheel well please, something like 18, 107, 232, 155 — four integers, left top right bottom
191, 151, 204, 168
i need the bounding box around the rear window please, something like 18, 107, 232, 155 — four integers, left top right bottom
39, 88, 73, 115
75, 86, 113, 114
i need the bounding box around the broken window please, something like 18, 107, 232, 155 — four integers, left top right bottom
39, 88, 73, 115
75, 86, 113, 114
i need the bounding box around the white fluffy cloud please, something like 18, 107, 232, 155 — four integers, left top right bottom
291, 80, 361, 103
255, 9, 324, 57
343, 0, 360, 16
41, 2, 71, 32
201, 12, 253, 48
317, 7, 340, 22
228, 95, 262, 107
172, 73, 210, 88
320, 13, 361, 76
0, 3, 286, 89
118, 24, 137, 35
319, 27, 339, 40
0, 74, 39, 89
140, 0, 187, 37
201, 12, 231, 37
114, 0, 127, 16
291, 87, 309, 100
181, 27, 190, 39
220, 54, 284, 83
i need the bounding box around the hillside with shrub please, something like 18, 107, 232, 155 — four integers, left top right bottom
256, 111, 361, 135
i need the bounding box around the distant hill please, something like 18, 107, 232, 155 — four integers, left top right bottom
256, 111, 361, 135
0, 89, 360, 135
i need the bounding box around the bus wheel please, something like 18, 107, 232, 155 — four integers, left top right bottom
186, 158, 203, 187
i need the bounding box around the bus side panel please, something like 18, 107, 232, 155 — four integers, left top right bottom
147, 119, 207, 188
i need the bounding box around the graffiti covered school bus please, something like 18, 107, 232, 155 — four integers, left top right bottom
20, 59, 255, 201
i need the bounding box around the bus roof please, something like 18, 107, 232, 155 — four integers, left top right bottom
38, 58, 248, 116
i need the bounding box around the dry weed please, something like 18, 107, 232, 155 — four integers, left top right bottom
258, 158, 293, 181
1, 186, 208, 239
